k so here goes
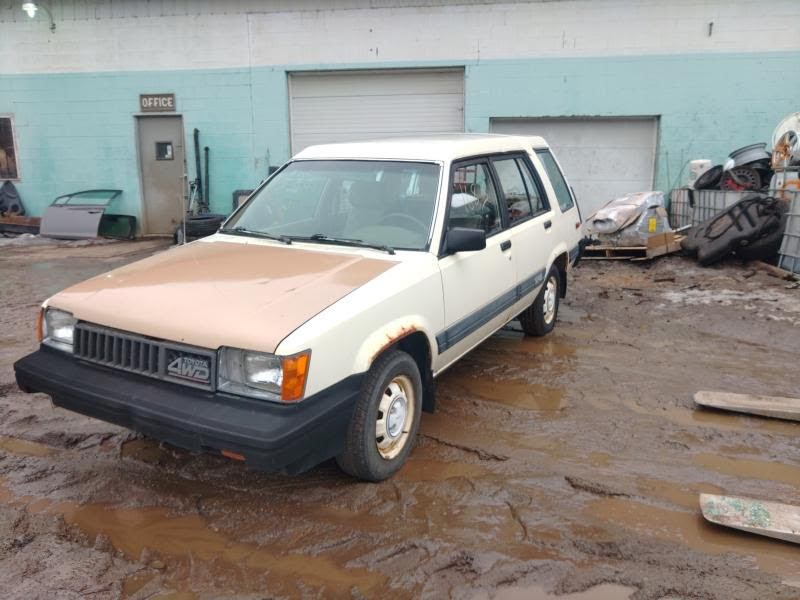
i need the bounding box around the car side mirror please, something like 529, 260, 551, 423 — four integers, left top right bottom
446, 227, 486, 253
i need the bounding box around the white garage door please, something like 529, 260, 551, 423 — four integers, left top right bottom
289, 69, 464, 153
491, 117, 658, 218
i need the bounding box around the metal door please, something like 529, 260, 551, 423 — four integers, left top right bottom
289, 69, 465, 153
136, 116, 185, 235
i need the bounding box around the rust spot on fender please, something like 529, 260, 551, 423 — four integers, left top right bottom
370, 324, 419, 363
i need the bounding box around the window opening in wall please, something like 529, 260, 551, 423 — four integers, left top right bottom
0, 117, 19, 180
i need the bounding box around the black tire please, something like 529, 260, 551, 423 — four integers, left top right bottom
694, 165, 723, 190
336, 350, 423, 482
519, 267, 561, 337
184, 213, 226, 237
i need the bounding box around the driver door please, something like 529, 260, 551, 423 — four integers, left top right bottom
436, 159, 516, 369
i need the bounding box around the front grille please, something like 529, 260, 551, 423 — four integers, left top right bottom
73, 323, 216, 390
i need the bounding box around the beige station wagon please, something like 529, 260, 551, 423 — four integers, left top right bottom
15, 134, 584, 481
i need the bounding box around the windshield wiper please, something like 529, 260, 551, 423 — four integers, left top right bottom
219, 226, 292, 245
290, 233, 395, 255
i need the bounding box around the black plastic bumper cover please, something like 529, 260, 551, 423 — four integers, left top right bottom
14, 347, 362, 474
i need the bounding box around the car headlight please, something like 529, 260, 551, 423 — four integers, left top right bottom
40, 308, 77, 353
217, 347, 310, 402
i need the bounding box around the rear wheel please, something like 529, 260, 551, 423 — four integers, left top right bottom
336, 350, 422, 481
519, 268, 561, 337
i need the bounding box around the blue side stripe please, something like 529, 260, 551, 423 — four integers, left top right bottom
436, 268, 546, 354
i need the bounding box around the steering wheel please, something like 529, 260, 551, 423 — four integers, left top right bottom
377, 212, 429, 234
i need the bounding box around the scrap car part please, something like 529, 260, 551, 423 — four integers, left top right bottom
40, 189, 123, 240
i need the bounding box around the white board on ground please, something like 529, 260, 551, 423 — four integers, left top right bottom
700, 493, 800, 544
693, 391, 800, 422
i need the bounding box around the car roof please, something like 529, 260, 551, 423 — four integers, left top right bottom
293, 133, 550, 162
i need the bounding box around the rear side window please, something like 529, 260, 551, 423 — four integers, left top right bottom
492, 158, 532, 224
516, 158, 547, 214
536, 149, 575, 212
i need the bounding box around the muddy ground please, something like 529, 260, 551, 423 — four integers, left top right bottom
1, 238, 799, 600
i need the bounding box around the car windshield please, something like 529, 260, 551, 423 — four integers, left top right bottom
224, 160, 441, 251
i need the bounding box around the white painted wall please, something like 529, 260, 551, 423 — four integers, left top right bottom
1, 0, 798, 74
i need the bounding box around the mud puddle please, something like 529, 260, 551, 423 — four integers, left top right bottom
586, 496, 800, 577
487, 583, 636, 600
693, 453, 800, 487
0, 434, 54, 457
620, 398, 800, 436
0, 480, 386, 597
440, 375, 565, 411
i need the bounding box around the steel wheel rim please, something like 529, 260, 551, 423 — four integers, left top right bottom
543, 276, 557, 325
375, 375, 415, 460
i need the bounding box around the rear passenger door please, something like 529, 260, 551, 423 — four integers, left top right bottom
490, 154, 554, 312
436, 159, 516, 366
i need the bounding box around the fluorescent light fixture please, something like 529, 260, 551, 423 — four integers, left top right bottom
22, 2, 37, 18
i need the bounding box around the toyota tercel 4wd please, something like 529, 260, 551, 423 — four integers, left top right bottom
15, 134, 583, 481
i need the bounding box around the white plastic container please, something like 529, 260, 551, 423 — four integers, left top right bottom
687, 159, 712, 189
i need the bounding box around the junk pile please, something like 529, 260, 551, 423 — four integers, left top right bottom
673, 112, 800, 275
691, 143, 774, 192
176, 128, 226, 245
583, 191, 682, 260
680, 194, 787, 266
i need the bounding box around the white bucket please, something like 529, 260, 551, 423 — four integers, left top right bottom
687, 159, 712, 189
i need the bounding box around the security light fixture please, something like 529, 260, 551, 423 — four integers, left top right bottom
22, 2, 56, 32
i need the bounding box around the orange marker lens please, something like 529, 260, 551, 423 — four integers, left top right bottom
281, 352, 310, 402
36, 309, 44, 342
221, 449, 245, 462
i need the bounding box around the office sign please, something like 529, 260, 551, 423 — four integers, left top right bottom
140, 94, 176, 112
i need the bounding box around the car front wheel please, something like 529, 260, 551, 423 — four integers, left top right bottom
519, 267, 561, 337
337, 350, 422, 481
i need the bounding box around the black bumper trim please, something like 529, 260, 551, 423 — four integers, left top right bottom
14, 347, 362, 474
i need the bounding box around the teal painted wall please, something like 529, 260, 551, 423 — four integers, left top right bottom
2, 51, 798, 224
466, 51, 800, 193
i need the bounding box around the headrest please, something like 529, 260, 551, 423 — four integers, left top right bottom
349, 180, 380, 208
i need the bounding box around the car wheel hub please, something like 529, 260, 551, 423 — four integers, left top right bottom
543, 277, 557, 324
375, 376, 415, 460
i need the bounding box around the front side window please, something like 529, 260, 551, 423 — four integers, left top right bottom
225, 160, 441, 251
536, 149, 575, 212
449, 163, 501, 234
0, 117, 18, 180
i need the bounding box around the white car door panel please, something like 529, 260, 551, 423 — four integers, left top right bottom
436, 160, 516, 369
490, 155, 553, 313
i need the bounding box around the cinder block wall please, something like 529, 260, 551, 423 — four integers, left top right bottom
1, 0, 798, 220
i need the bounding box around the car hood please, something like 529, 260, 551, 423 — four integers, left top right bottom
48, 238, 397, 353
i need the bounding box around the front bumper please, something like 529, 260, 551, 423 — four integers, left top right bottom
14, 347, 362, 474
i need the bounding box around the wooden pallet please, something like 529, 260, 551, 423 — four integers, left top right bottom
694, 390, 800, 422
701, 493, 800, 544
0, 215, 40, 235
583, 233, 684, 261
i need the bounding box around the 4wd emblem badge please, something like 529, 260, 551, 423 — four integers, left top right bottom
166, 353, 211, 384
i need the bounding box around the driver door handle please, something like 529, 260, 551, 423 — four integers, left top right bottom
543, 220, 552, 230
500, 240, 512, 251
